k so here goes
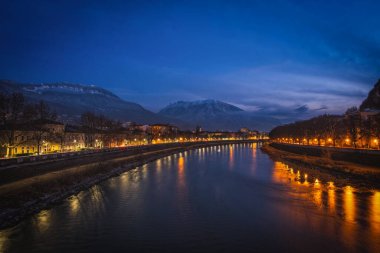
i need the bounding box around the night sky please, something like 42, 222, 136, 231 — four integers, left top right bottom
1, 0, 380, 115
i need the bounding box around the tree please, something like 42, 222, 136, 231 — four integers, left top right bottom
0, 93, 9, 125
344, 107, 360, 148
35, 100, 57, 120
22, 103, 38, 122
360, 118, 373, 148
81, 112, 97, 129
0, 92, 25, 125
0, 92, 27, 157
9, 93, 25, 121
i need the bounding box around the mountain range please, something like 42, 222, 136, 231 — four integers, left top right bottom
1, 80, 288, 131
0, 80, 169, 125
159, 100, 280, 131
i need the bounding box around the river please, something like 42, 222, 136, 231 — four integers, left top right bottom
1, 143, 379, 252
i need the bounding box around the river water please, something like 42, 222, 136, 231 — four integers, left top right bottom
1, 143, 380, 252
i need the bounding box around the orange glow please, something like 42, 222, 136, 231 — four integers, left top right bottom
344, 186, 356, 222
177, 156, 186, 192
252, 143, 257, 158
313, 184, 323, 207
35, 210, 51, 232
326, 182, 336, 214
178, 156, 184, 172
0, 231, 8, 253
70, 197, 80, 215
271, 162, 292, 184
229, 146, 234, 169
296, 170, 301, 180
371, 191, 380, 234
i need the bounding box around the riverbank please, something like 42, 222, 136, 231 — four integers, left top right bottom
261, 143, 380, 187
0, 141, 255, 229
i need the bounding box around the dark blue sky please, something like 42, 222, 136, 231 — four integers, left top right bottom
1, 0, 379, 114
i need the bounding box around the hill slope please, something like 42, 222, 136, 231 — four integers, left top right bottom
0, 80, 170, 124
360, 79, 380, 111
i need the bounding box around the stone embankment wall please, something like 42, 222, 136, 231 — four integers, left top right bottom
270, 142, 380, 167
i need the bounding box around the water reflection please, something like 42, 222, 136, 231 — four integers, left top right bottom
371, 191, 380, 234
88, 185, 106, 214
251, 143, 257, 174
0, 231, 8, 253
177, 155, 186, 189
34, 210, 51, 233
178, 156, 184, 173
156, 159, 162, 172
270, 160, 379, 229
229, 145, 234, 169
313, 179, 323, 208
69, 196, 80, 216
328, 183, 336, 214
344, 186, 356, 222
270, 160, 380, 251
1, 143, 380, 253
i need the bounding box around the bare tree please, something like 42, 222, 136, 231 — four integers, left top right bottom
344, 107, 360, 148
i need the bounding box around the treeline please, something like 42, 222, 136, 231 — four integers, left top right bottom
0, 92, 128, 156
0, 92, 57, 125
0, 92, 122, 129
269, 107, 380, 148
80, 111, 122, 131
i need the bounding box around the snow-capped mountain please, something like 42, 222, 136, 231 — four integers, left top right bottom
22, 82, 118, 98
0, 80, 175, 125
159, 100, 280, 131
159, 100, 243, 119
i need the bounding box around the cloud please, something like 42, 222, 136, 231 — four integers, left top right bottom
295, 105, 308, 113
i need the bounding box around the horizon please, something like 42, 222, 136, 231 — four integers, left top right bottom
0, 78, 376, 117
1, 1, 380, 116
